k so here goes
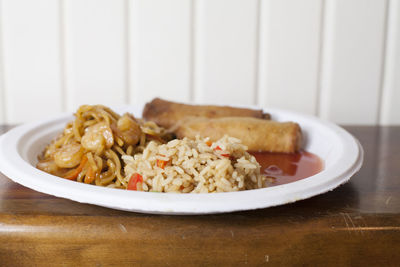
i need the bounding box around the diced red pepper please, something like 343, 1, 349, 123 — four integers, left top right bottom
127, 173, 143, 191
214, 146, 229, 157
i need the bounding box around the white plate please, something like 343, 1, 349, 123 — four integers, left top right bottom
0, 104, 363, 215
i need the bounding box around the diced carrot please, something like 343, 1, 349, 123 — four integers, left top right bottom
127, 173, 143, 191
64, 155, 88, 180
156, 154, 169, 169
157, 159, 168, 169
206, 141, 212, 147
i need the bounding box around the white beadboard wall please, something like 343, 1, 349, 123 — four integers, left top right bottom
319, 0, 387, 125
129, 0, 192, 105
194, 0, 258, 105
64, 0, 127, 110
1, 0, 62, 123
258, 0, 322, 114
0, 0, 399, 125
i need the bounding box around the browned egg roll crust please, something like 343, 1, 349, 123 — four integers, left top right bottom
142, 98, 270, 129
173, 117, 302, 153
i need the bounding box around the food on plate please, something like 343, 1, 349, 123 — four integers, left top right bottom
36, 105, 171, 188
122, 136, 265, 193
36, 101, 315, 193
172, 117, 302, 153
142, 98, 270, 129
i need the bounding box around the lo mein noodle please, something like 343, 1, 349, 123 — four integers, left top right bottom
37, 105, 170, 189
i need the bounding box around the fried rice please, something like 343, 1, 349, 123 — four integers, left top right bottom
122, 135, 266, 193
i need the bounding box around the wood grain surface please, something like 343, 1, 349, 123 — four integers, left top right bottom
0, 126, 399, 266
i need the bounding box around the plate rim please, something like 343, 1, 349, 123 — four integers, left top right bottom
0, 105, 364, 215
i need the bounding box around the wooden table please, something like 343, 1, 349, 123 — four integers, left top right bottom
0, 125, 399, 266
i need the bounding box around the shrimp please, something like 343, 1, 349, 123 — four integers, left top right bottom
81, 122, 114, 154
53, 143, 84, 168
114, 113, 142, 146
37, 158, 61, 173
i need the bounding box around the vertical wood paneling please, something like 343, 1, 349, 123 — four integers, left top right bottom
0, 0, 4, 123
194, 0, 258, 105
129, 0, 191, 105
64, 0, 126, 111
258, 0, 322, 115
319, 0, 387, 125
0, 57, 3, 123
2, 0, 62, 123
380, 0, 400, 125
0, 0, 397, 126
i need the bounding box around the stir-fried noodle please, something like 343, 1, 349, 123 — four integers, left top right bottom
37, 105, 170, 188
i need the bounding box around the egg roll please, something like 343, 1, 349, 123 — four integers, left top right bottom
142, 98, 270, 129
173, 117, 302, 153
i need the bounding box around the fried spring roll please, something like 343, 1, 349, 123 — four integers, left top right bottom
142, 98, 270, 129
173, 117, 302, 153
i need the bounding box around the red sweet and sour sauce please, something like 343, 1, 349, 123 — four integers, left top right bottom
249, 150, 323, 186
